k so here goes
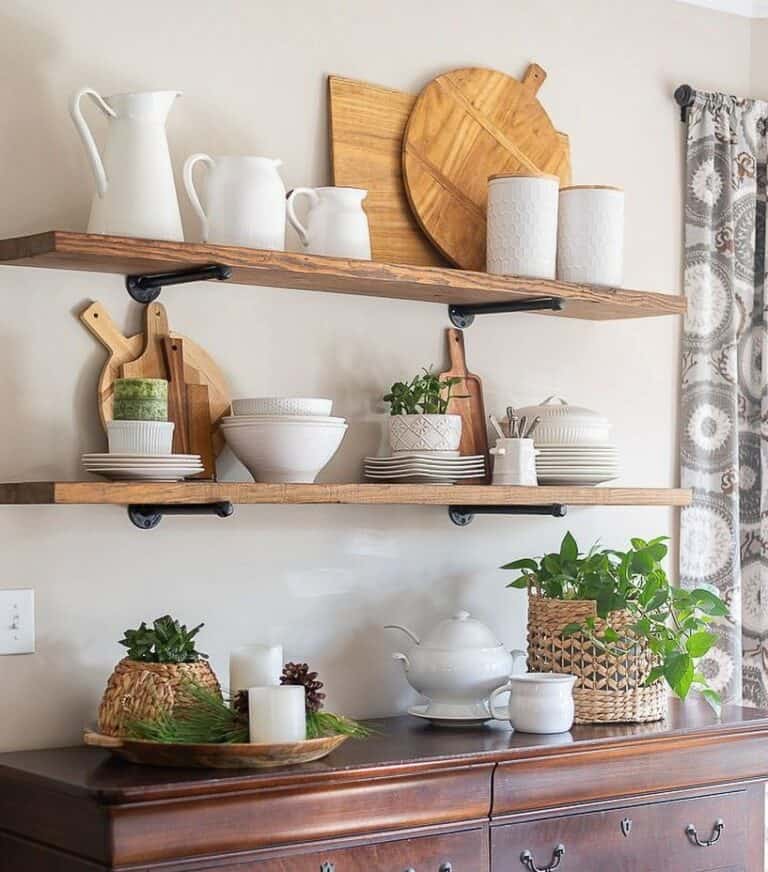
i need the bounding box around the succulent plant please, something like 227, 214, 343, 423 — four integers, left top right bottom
119, 615, 208, 664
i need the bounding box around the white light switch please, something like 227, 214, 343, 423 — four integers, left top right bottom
0, 589, 35, 655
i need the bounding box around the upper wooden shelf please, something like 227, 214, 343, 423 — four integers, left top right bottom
0, 481, 691, 507
0, 231, 686, 320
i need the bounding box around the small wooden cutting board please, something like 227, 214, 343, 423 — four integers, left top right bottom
440, 328, 489, 482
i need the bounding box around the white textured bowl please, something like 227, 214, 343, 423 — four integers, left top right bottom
222, 419, 348, 483
221, 415, 346, 426
231, 397, 333, 417
106, 420, 175, 455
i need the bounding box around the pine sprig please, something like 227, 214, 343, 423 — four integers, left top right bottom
306, 711, 375, 739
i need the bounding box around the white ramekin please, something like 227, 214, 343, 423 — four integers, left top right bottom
107, 420, 175, 455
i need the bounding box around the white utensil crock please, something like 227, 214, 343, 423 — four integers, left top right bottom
70, 89, 183, 241
490, 673, 577, 734
557, 186, 624, 286
286, 187, 371, 259
183, 155, 286, 249
486, 174, 559, 278
491, 438, 538, 485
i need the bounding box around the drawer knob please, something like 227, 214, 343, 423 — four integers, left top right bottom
620, 817, 632, 838
520, 844, 565, 871
320, 865, 335, 872
686, 818, 725, 848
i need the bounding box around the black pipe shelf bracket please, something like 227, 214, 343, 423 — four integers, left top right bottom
674, 84, 696, 123
448, 296, 564, 329
448, 503, 568, 526
125, 263, 232, 304
128, 501, 235, 530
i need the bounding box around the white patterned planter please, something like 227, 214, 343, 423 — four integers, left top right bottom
486, 174, 559, 278
557, 186, 624, 286
388, 414, 462, 452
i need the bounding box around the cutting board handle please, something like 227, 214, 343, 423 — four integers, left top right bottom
79, 301, 134, 356
522, 63, 547, 94
446, 327, 469, 376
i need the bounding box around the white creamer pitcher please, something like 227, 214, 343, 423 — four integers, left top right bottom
490, 673, 577, 734
70, 88, 183, 241
286, 186, 371, 259
183, 154, 286, 249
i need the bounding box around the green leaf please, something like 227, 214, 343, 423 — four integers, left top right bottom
699, 688, 722, 715
601, 627, 620, 643
664, 652, 694, 699
644, 665, 665, 686
561, 622, 583, 637
501, 558, 539, 571
686, 630, 717, 658
506, 577, 530, 589
689, 589, 729, 617
560, 532, 578, 563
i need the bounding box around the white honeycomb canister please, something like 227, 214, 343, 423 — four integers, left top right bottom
557, 185, 624, 286
486, 173, 559, 279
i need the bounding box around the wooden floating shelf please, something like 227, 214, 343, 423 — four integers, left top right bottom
0, 231, 686, 320
0, 482, 692, 507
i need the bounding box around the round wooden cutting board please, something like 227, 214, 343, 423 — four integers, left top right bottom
402, 64, 571, 271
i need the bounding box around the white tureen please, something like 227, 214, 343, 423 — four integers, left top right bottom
386, 610, 524, 718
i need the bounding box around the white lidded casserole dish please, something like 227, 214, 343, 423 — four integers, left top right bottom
514, 396, 610, 446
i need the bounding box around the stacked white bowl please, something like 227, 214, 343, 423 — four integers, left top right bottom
221, 398, 347, 483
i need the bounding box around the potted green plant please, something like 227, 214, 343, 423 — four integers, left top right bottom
98, 615, 221, 737
502, 533, 727, 723
383, 367, 465, 452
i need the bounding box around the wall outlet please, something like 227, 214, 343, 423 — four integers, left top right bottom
0, 589, 35, 655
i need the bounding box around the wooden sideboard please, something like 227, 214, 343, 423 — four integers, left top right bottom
1, 702, 768, 871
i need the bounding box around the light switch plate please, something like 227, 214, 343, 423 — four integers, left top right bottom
0, 589, 35, 654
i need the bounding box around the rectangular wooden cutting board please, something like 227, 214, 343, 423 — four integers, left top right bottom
328, 75, 447, 267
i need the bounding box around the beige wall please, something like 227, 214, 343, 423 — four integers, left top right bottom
0, 0, 753, 750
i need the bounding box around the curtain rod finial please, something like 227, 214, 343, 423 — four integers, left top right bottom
674, 84, 695, 123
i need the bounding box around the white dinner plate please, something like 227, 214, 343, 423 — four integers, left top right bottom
537, 474, 618, 484
82, 454, 202, 463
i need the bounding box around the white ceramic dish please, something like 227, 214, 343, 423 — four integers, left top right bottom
222, 419, 347, 483
364, 455, 484, 464
490, 673, 577, 734
407, 704, 492, 728
231, 398, 333, 417
390, 450, 462, 459
537, 474, 617, 484
222, 415, 345, 426
106, 421, 174, 455
514, 397, 611, 446
83, 453, 200, 462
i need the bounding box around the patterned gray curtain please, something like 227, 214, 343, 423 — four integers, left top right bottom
680, 91, 768, 706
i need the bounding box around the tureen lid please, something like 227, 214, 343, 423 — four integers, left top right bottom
421, 610, 502, 650
514, 396, 608, 426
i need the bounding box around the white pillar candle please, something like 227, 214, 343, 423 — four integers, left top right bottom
229, 644, 283, 694
248, 685, 306, 744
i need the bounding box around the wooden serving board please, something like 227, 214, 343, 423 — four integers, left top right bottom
79, 301, 230, 455
83, 730, 347, 769
402, 65, 572, 271
328, 75, 446, 267
440, 328, 489, 482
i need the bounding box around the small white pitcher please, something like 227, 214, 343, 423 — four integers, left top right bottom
286, 186, 371, 259
183, 155, 286, 249
491, 438, 538, 486
490, 673, 577, 734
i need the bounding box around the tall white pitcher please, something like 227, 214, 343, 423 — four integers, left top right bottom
70, 89, 184, 241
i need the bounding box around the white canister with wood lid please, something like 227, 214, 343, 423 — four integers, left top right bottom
557, 185, 624, 286
486, 174, 559, 279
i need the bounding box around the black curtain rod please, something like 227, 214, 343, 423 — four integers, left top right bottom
674, 84, 696, 123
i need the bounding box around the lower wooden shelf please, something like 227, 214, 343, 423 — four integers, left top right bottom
0, 481, 691, 507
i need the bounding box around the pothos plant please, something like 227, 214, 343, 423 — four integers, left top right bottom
502, 532, 728, 712
383, 368, 465, 415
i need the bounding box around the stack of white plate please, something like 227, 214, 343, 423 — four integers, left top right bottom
535, 445, 619, 485
82, 454, 203, 481
513, 397, 618, 486
364, 453, 486, 484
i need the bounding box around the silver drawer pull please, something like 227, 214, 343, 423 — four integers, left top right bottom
520, 844, 565, 871
686, 818, 724, 848
320, 865, 335, 872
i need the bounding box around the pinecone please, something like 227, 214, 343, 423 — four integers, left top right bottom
281, 662, 326, 713
232, 689, 249, 718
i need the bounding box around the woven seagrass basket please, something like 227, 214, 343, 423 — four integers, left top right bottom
527, 594, 667, 724
97, 658, 221, 737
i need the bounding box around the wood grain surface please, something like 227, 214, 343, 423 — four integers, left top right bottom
121, 302, 170, 380
0, 481, 692, 506
79, 300, 230, 453
440, 328, 489, 481
403, 65, 571, 270
187, 383, 215, 479
3, 232, 686, 320
329, 75, 446, 267
162, 336, 190, 454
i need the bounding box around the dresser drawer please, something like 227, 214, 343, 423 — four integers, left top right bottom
492, 790, 747, 872
200, 828, 488, 872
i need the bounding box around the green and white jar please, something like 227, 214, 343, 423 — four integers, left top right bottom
113, 378, 168, 422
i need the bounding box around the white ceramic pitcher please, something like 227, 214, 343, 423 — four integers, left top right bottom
183, 155, 286, 249
70, 88, 183, 241
490, 673, 577, 734
286, 186, 371, 259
